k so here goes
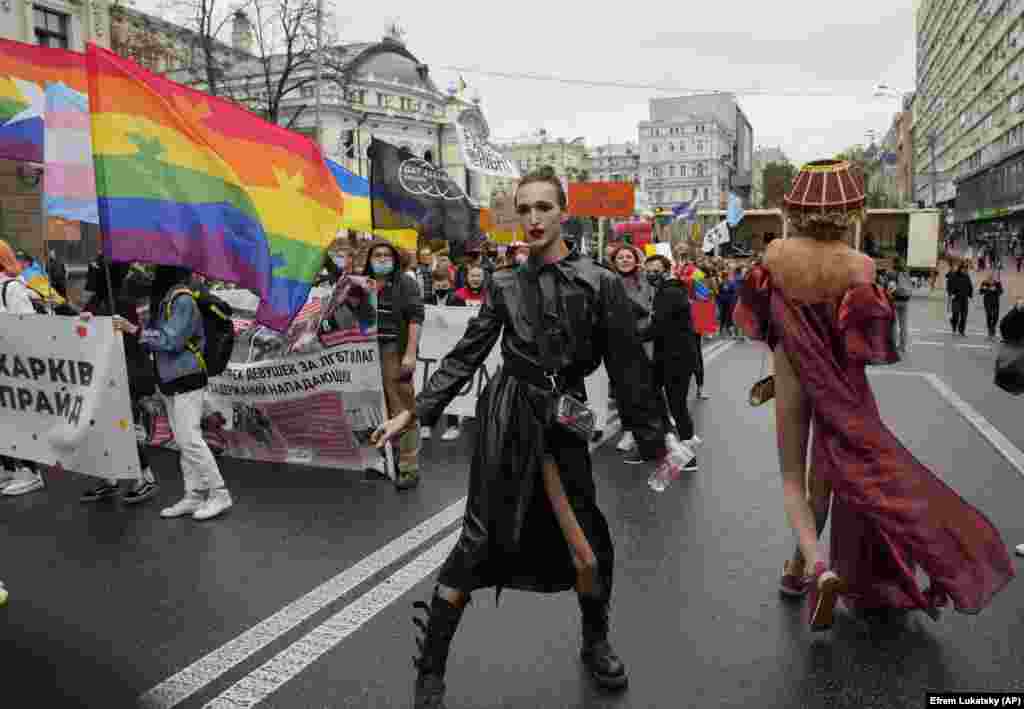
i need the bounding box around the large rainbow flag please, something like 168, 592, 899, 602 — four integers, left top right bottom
86, 44, 344, 331
0, 39, 85, 164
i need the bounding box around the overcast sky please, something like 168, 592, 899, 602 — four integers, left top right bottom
139, 0, 916, 165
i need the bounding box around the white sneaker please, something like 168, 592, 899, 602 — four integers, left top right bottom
420, 426, 432, 440
441, 426, 461, 441
160, 492, 205, 518
193, 489, 233, 521
683, 435, 703, 449
616, 431, 635, 452
2, 470, 44, 496
1016, 543, 1024, 557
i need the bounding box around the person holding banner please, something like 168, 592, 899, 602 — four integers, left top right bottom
421, 266, 466, 442
373, 166, 692, 707
117, 266, 233, 521
363, 240, 425, 489
78, 261, 160, 505
0, 241, 45, 496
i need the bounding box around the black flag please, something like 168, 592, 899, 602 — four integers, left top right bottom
368, 138, 479, 244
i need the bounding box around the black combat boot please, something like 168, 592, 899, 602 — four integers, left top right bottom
411, 589, 466, 709
578, 594, 628, 691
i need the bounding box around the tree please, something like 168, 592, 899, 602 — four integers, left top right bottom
762, 161, 798, 208
160, 0, 352, 130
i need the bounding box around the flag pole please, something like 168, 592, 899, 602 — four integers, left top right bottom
314, 0, 323, 151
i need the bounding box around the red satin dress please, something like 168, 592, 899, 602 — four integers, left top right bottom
735, 264, 1015, 615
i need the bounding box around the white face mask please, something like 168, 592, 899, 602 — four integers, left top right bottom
514, 253, 528, 265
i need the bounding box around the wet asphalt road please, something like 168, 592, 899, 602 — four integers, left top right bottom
1, 297, 1021, 709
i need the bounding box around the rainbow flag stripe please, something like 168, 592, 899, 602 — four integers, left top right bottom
86, 44, 344, 331
0, 39, 85, 164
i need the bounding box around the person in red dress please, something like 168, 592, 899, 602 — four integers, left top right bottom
734, 159, 1015, 631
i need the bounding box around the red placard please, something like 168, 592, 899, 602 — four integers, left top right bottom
567, 182, 634, 217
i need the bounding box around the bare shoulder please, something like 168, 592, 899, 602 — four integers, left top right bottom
848, 251, 876, 286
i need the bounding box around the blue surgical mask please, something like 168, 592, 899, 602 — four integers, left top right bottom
371, 260, 394, 276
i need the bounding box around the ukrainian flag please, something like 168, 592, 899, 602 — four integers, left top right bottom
327, 158, 417, 251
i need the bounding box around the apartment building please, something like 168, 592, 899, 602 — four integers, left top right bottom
915, 0, 1024, 231
639, 94, 753, 213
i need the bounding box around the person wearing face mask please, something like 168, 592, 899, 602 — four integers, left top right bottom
642, 255, 702, 460
609, 243, 655, 457
422, 267, 466, 442
363, 240, 425, 490
455, 264, 486, 306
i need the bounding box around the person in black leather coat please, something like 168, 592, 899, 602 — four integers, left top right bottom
373, 167, 678, 708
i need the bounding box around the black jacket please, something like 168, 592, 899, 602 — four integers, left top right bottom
642, 278, 698, 362
414, 252, 668, 595
980, 280, 1004, 306
948, 271, 974, 299
361, 239, 425, 353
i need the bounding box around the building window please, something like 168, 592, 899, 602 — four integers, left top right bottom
697, 141, 704, 153
377, 93, 390, 107
34, 6, 69, 48
703, 187, 709, 201
697, 162, 705, 177
652, 144, 658, 153
668, 165, 675, 176
680, 164, 687, 177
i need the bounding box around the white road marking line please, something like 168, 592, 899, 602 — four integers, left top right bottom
869, 370, 1024, 481
137, 500, 468, 709
194, 341, 738, 708
203, 530, 461, 709
912, 340, 945, 346
142, 380, 632, 709
955, 344, 992, 350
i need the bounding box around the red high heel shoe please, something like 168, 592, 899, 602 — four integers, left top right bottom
806, 561, 844, 631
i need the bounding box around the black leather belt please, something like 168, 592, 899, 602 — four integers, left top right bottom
502, 356, 564, 392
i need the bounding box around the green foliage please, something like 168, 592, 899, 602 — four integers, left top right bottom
762, 161, 798, 208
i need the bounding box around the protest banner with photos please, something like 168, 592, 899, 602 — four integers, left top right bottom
416, 305, 613, 430
142, 276, 392, 476
0, 314, 140, 478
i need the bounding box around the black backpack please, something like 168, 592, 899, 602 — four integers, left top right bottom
165, 287, 235, 377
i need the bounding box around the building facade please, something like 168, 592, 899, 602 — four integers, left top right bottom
1, 0, 111, 49
495, 130, 589, 183
914, 0, 1024, 221
109, 11, 503, 212
639, 94, 754, 213
589, 142, 640, 184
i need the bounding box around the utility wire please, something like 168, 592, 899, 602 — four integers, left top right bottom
436, 65, 883, 98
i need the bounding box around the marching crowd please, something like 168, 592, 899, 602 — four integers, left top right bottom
0, 162, 1019, 709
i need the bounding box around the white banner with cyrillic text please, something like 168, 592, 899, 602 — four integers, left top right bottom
417, 305, 613, 430
0, 314, 140, 478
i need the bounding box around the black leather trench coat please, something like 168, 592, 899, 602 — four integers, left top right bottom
416, 252, 667, 599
